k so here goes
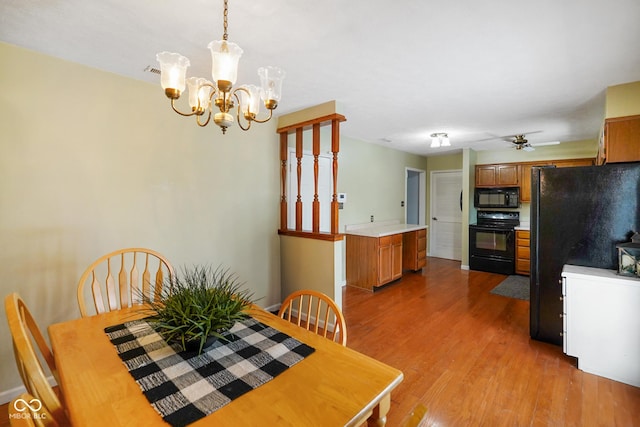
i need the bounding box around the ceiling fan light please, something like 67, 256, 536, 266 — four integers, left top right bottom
430, 133, 449, 148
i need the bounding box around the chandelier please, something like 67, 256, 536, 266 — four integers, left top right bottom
155, 0, 285, 134
430, 133, 450, 148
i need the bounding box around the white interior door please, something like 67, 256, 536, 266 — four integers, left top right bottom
430, 170, 462, 260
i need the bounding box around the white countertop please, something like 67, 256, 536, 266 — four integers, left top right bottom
562, 264, 640, 285
345, 223, 427, 238
515, 222, 530, 231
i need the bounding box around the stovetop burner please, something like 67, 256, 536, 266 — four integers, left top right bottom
472, 211, 520, 229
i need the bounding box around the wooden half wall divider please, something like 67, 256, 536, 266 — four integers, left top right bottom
277, 113, 346, 242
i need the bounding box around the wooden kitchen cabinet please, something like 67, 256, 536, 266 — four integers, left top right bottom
599, 115, 640, 164
515, 230, 530, 275
519, 158, 593, 202
552, 158, 594, 168
475, 164, 519, 187
519, 163, 552, 202
346, 226, 427, 291
402, 228, 427, 271
378, 234, 403, 284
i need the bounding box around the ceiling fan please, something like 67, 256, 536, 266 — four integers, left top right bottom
509, 134, 560, 151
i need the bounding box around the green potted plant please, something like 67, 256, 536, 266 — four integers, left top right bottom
142, 265, 254, 354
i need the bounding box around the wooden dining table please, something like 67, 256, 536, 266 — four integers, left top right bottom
48, 305, 403, 426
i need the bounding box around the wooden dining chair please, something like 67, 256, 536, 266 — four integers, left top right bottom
8, 392, 58, 427
277, 289, 347, 346
76, 247, 175, 317
4, 293, 69, 426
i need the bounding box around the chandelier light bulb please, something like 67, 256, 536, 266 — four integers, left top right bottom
208, 40, 243, 92
156, 52, 190, 99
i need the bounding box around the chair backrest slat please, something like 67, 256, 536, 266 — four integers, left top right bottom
154, 263, 164, 300
118, 253, 128, 308
90, 271, 104, 314
142, 252, 151, 299
130, 254, 140, 305
105, 258, 117, 311
295, 297, 303, 327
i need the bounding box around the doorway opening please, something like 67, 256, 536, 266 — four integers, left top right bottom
405, 168, 426, 225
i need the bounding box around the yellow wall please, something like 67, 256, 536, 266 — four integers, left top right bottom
279, 236, 343, 308
606, 81, 640, 118
338, 137, 429, 228
0, 42, 281, 395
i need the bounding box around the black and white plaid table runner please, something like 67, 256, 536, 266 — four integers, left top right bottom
104, 317, 315, 427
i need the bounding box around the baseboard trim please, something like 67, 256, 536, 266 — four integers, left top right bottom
263, 303, 281, 313
0, 376, 56, 405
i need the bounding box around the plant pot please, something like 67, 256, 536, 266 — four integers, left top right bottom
181, 335, 219, 353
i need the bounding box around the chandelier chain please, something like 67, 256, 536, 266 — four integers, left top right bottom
223, 0, 229, 41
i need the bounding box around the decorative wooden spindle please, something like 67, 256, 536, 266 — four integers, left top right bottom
280, 132, 288, 230
331, 118, 340, 235
295, 127, 303, 231
312, 123, 320, 233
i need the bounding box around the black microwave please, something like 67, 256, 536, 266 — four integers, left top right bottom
474, 187, 519, 208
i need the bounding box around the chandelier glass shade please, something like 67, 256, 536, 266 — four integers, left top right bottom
430, 133, 450, 148
155, 0, 285, 134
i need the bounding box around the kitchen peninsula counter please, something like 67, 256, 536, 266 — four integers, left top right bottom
346, 222, 428, 291
346, 223, 427, 237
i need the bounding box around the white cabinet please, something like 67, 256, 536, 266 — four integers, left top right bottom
562, 265, 640, 387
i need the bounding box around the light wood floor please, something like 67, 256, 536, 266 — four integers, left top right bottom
344, 257, 640, 426
2, 257, 639, 426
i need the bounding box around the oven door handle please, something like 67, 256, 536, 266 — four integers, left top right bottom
470, 225, 507, 232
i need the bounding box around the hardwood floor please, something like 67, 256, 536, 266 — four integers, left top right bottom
2, 257, 639, 426
344, 257, 640, 426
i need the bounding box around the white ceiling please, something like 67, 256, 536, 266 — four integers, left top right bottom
2, 0, 639, 155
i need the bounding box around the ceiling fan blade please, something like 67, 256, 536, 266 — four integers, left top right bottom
523, 145, 535, 152
530, 141, 560, 147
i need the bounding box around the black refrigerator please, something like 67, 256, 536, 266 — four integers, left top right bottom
530, 163, 640, 346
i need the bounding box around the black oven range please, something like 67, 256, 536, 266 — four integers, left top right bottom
469, 211, 520, 275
